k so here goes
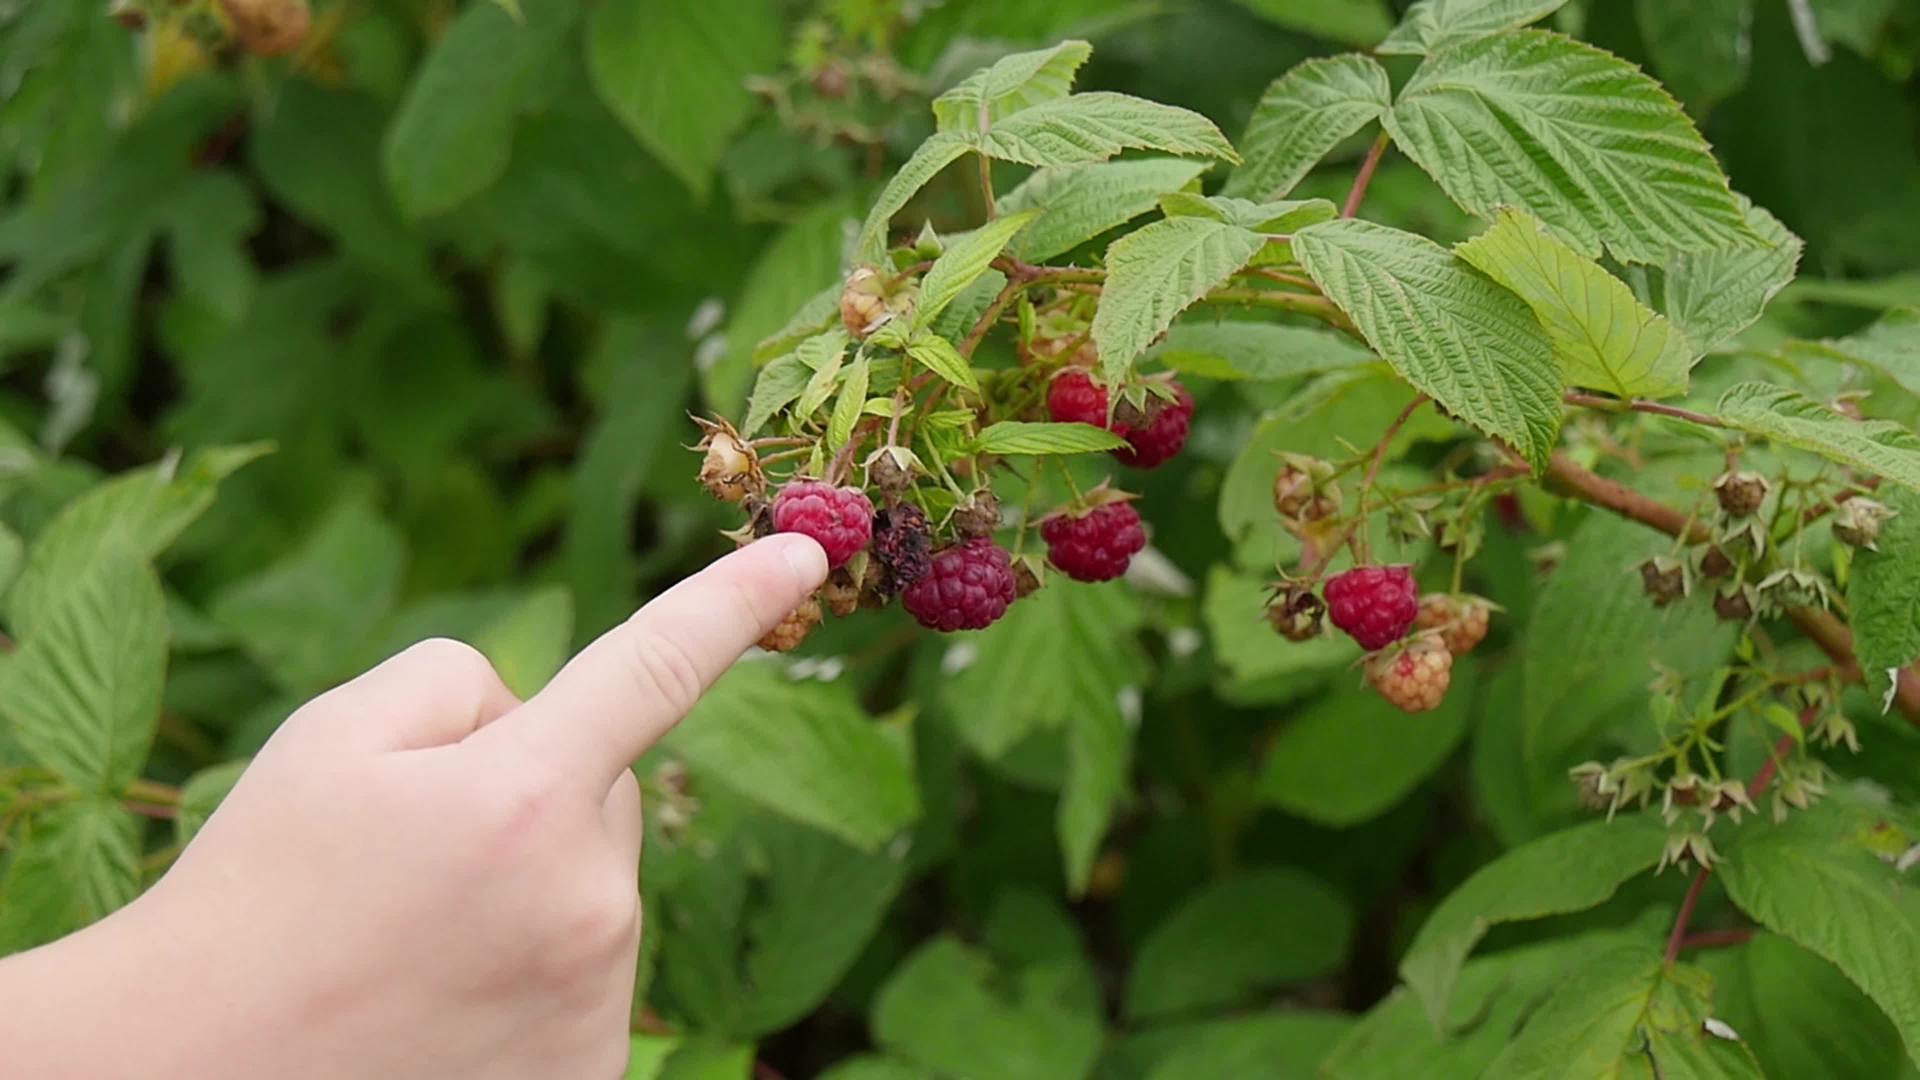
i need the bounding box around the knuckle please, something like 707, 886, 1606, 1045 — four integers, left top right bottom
623, 633, 705, 716
410, 637, 496, 684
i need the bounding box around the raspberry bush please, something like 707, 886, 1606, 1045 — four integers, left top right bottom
6, 1, 1920, 1076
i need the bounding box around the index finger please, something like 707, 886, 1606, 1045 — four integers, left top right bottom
473, 534, 827, 790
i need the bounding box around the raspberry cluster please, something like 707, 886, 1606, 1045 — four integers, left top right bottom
1046, 370, 1194, 470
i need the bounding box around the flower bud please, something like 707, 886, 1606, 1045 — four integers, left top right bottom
1833, 498, 1895, 550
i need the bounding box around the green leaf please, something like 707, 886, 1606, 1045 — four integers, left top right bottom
1635, 0, 1753, 111
1699, 933, 1912, 1080
1399, 813, 1670, 1031
1100, 1013, 1354, 1080
381, 0, 576, 217
1228, 0, 1394, 44
1664, 198, 1802, 354
931, 41, 1091, 133
1455, 207, 1694, 399
855, 133, 974, 265
975, 93, 1240, 169
973, 421, 1127, 455
1161, 194, 1336, 233
1257, 664, 1473, 826
1126, 868, 1351, 1020
797, 339, 849, 418
829, 354, 871, 453
1378, 0, 1571, 55
1150, 321, 1376, 381
915, 210, 1039, 332
1849, 490, 1920, 707
668, 661, 919, 851
872, 937, 1102, 1080
1058, 689, 1129, 896
1383, 29, 1757, 263
0, 522, 22, 600
6, 444, 266, 638
657, 1039, 756, 1080
817, 1058, 927, 1080
1224, 54, 1391, 201
209, 494, 408, 693
1717, 381, 1920, 490
587, 0, 781, 199
905, 333, 981, 394
1785, 305, 1920, 399
1718, 803, 1920, 1063
472, 586, 574, 698
717, 199, 854, 409
626, 1034, 682, 1080
1092, 217, 1266, 384
1293, 219, 1563, 469
176, 758, 249, 847
1482, 946, 1763, 1078
0, 799, 139, 952
743, 354, 811, 435
999, 158, 1212, 262
0, 552, 165, 792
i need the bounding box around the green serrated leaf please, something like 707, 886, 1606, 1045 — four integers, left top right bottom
1150, 321, 1376, 381
872, 937, 1102, 1080
0, 799, 139, 952
915, 210, 1038, 332
1717, 382, 1920, 490
1293, 218, 1563, 469
1092, 217, 1265, 384
1848, 489, 1920, 708
975, 93, 1240, 169
1785, 305, 1920, 400
1384, 29, 1757, 263
1000, 158, 1212, 262
1167, 195, 1338, 233
1228, 0, 1395, 44
0, 522, 22, 599
1399, 813, 1670, 1031
829, 354, 871, 452
0, 552, 165, 792
797, 347, 848, 419
974, 421, 1129, 455
855, 133, 975, 265
1224, 54, 1391, 201
1665, 197, 1802, 354
1058, 689, 1129, 897
1699, 933, 1912, 1080
1378, 0, 1571, 55
743, 354, 811, 435
754, 285, 843, 365
1456, 207, 1694, 399
906, 333, 981, 393
1102, 1012, 1354, 1080
1127, 868, 1351, 1020
931, 41, 1091, 133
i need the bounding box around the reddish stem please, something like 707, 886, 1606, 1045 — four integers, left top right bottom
1663, 869, 1712, 965
1677, 928, 1754, 953
1342, 132, 1391, 218
1563, 391, 1728, 429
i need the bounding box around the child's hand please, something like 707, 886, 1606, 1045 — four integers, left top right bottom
0, 535, 828, 1080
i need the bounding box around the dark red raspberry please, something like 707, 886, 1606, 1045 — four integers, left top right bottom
1047, 369, 1110, 428
1322, 564, 1419, 651
1114, 383, 1193, 469
1041, 503, 1146, 582
901, 538, 1017, 631
771, 481, 874, 569
872, 503, 932, 589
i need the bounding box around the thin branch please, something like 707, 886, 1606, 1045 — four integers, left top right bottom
1563, 391, 1728, 429
1677, 928, 1754, 953
1197, 287, 1357, 334
1663, 869, 1712, 965
959, 273, 1027, 358
1342, 132, 1391, 218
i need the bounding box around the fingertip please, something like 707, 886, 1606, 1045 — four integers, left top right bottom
768, 533, 829, 592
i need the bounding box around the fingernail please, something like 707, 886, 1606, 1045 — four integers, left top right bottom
781, 535, 828, 587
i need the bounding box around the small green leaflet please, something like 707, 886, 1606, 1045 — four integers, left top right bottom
1846, 489, 1920, 709
0, 799, 140, 952
1224, 54, 1391, 201
914, 210, 1038, 332
931, 41, 1090, 132
1785, 305, 1920, 399
1665, 198, 1803, 354
854, 133, 973, 265
1000, 158, 1213, 262
1378, 0, 1571, 55
1092, 216, 1266, 384
1456, 207, 1694, 399
829, 354, 870, 452
906, 332, 980, 393
973, 421, 1127, 455
753, 283, 841, 364
1292, 218, 1563, 470
872, 937, 1103, 1080
797, 337, 849, 418
977, 93, 1240, 169
1399, 813, 1669, 1031
1160, 193, 1337, 233
743, 354, 810, 434
1717, 382, 1920, 490
1384, 29, 1757, 263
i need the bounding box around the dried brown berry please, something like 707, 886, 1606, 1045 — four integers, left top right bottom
1713, 586, 1753, 623
951, 490, 1001, 540
1639, 557, 1687, 607
1834, 498, 1895, 550
820, 568, 862, 617
1714, 470, 1771, 518
694, 417, 760, 503
1266, 584, 1326, 642
1698, 545, 1734, 579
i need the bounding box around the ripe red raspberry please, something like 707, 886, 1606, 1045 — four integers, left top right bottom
1047, 369, 1110, 428
1041, 503, 1146, 582
1323, 564, 1419, 651
771, 481, 874, 569
1114, 383, 1193, 469
901, 538, 1017, 631
1366, 637, 1453, 713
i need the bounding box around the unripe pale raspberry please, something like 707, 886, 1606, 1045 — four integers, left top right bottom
1414, 593, 1491, 656
901, 538, 1017, 631
758, 599, 822, 652
219, 0, 309, 56
819, 569, 862, 617
772, 481, 874, 569
1323, 564, 1419, 651
1041, 503, 1146, 582
1366, 637, 1453, 713
1047, 369, 1110, 428
1114, 382, 1193, 469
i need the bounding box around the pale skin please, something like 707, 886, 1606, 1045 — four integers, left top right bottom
0, 534, 830, 1079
